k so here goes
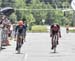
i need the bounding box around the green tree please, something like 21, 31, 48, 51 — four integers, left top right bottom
9, 13, 17, 23
0, 0, 2, 7
1, 0, 15, 7
0, 0, 72, 26
26, 14, 35, 30
26, 14, 35, 24
15, 0, 26, 20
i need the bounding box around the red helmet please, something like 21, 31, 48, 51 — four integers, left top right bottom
18, 20, 23, 26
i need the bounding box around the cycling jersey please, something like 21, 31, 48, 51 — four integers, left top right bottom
15, 25, 27, 36
51, 24, 60, 34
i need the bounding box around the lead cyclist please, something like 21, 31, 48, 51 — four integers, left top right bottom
15, 20, 27, 52
50, 23, 61, 50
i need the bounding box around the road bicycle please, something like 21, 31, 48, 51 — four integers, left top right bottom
17, 35, 23, 54
52, 34, 58, 53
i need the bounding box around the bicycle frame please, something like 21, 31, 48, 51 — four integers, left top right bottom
53, 34, 58, 53
17, 35, 23, 54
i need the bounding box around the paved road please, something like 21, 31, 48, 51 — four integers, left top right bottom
0, 27, 75, 61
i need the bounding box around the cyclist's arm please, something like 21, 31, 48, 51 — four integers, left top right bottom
15, 26, 18, 37
58, 27, 61, 37
23, 25, 27, 32
25, 25, 27, 31
50, 26, 52, 37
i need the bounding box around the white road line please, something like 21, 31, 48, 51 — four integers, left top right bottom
24, 53, 28, 61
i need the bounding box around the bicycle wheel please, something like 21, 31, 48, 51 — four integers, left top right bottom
54, 47, 56, 53
53, 34, 58, 53
17, 47, 21, 54
17, 35, 23, 54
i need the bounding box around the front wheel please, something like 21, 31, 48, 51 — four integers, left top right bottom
54, 46, 56, 53
53, 34, 58, 53
16, 35, 23, 54
17, 48, 21, 54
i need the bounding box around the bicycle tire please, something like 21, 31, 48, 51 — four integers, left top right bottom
53, 34, 58, 53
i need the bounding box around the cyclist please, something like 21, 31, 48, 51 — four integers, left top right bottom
15, 20, 27, 51
50, 23, 61, 49
66, 24, 69, 33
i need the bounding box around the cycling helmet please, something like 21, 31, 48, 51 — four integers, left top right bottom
18, 20, 23, 26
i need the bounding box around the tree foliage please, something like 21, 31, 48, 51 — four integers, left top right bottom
0, 0, 73, 26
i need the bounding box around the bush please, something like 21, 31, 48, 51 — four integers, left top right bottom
69, 29, 75, 33
29, 25, 48, 32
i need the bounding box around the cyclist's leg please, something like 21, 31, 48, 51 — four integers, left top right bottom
51, 35, 54, 49
16, 41, 18, 51
24, 32, 26, 42
16, 36, 19, 51
20, 34, 24, 44
18, 34, 23, 48
21, 37, 24, 44
57, 33, 59, 45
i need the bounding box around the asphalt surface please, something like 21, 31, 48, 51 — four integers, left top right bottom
0, 27, 75, 61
